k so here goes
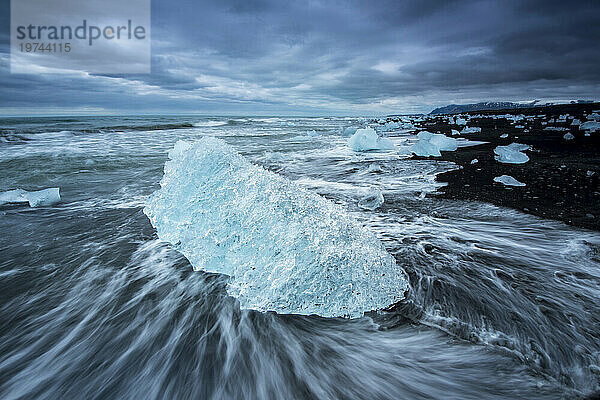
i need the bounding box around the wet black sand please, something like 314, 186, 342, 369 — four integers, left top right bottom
416, 103, 600, 230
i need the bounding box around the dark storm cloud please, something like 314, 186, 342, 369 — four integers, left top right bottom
1, 0, 599, 114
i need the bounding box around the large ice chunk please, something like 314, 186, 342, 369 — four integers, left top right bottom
348, 127, 395, 152
144, 138, 409, 318
409, 131, 458, 157
494, 143, 530, 164
0, 188, 60, 207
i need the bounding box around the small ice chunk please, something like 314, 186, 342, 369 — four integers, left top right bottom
0, 188, 60, 207
455, 117, 467, 126
358, 189, 384, 210
410, 138, 441, 157
471, 158, 478, 164
587, 113, 600, 121
494, 143, 530, 164
500, 133, 509, 138
380, 121, 400, 131
0, 189, 28, 206
366, 163, 383, 173
451, 129, 460, 136
580, 121, 600, 133
342, 126, 359, 137
563, 132, 575, 140
427, 132, 458, 151
409, 131, 458, 157
307, 129, 319, 137
515, 125, 525, 129
460, 126, 481, 134
571, 119, 581, 126
348, 127, 396, 152
494, 175, 526, 187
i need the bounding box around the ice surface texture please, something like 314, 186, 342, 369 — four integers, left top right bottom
410, 131, 458, 157
494, 175, 526, 187
494, 143, 530, 164
0, 188, 60, 207
348, 127, 395, 152
144, 138, 409, 318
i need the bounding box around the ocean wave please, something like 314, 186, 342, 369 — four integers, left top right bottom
193, 121, 228, 127
144, 137, 409, 318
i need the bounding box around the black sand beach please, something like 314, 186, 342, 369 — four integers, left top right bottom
413, 103, 600, 230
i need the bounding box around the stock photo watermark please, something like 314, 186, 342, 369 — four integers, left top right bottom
11, 0, 151, 73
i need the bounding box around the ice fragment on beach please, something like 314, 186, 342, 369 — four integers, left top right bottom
451, 129, 460, 136
563, 133, 575, 140
0, 188, 60, 207
494, 143, 530, 164
571, 119, 581, 126
587, 113, 600, 121
144, 137, 409, 318
471, 158, 478, 164
358, 189, 384, 211
455, 117, 467, 126
461, 126, 481, 134
348, 127, 396, 152
500, 133, 509, 138
580, 121, 600, 133
494, 175, 526, 187
409, 131, 458, 157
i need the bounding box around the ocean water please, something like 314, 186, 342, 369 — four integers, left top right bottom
1, 115, 599, 399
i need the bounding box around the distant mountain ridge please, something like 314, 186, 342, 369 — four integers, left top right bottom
429, 101, 538, 115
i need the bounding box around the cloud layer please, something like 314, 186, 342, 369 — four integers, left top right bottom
1, 0, 599, 114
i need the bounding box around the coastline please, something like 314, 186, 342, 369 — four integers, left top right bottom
414, 103, 600, 230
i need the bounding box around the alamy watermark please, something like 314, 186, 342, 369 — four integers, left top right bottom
11, 0, 151, 73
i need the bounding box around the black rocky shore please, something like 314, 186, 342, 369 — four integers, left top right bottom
402, 103, 600, 231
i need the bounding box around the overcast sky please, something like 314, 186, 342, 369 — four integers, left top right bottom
1, 0, 599, 115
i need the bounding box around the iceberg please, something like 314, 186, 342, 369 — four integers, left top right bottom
348, 127, 396, 152
358, 189, 384, 211
409, 131, 458, 157
144, 138, 409, 318
494, 143, 530, 164
0, 188, 60, 208
494, 175, 526, 187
